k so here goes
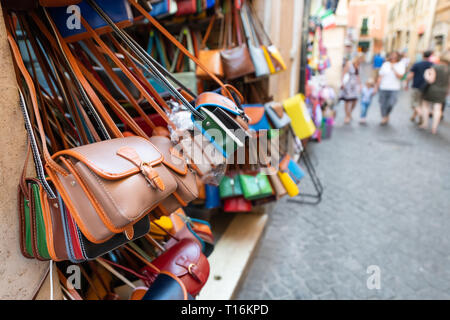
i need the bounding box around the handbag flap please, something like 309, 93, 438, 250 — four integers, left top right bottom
149, 136, 188, 175
153, 239, 201, 277
195, 92, 241, 116
53, 137, 164, 180
242, 105, 265, 125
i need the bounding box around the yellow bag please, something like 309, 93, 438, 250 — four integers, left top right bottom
278, 171, 299, 197
150, 216, 174, 239
262, 46, 275, 74
262, 45, 286, 74
283, 94, 316, 139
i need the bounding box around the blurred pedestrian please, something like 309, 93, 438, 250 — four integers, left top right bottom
377, 52, 406, 125
420, 51, 450, 135
406, 50, 434, 124
372, 51, 385, 80
340, 53, 365, 124
359, 79, 376, 124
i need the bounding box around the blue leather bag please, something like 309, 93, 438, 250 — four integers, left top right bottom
205, 0, 215, 9
47, 0, 133, 43
280, 154, 305, 184
150, 0, 178, 18
141, 272, 194, 300
242, 104, 271, 131
204, 184, 221, 209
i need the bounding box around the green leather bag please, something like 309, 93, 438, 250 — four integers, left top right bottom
239, 173, 274, 201
31, 183, 51, 260
219, 174, 243, 199
20, 180, 51, 260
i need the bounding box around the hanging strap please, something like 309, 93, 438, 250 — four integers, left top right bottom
34, 10, 123, 139
127, 0, 245, 108
170, 27, 196, 73
18, 89, 57, 198
77, 16, 178, 130
95, 258, 137, 290
41, 9, 113, 140
85, 0, 205, 120
246, 1, 272, 46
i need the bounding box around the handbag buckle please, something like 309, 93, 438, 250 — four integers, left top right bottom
140, 162, 165, 191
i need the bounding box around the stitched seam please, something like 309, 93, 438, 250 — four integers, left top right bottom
72, 162, 124, 231
46, 168, 106, 244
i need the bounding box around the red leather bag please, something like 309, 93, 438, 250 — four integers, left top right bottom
140, 239, 209, 297
224, 196, 252, 213
175, 0, 197, 16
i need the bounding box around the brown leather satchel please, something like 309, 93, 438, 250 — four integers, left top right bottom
8, 33, 178, 244
220, 0, 254, 80
196, 15, 224, 79
149, 136, 199, 216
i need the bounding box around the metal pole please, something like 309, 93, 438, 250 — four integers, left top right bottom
299, 0, 312, 94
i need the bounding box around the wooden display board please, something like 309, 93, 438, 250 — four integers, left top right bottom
197, 207, 269, 300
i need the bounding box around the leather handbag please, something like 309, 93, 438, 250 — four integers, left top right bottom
141, 272, 193, 300
49, 136, 178, 244
137, 239, 209, 297
240, 2, 269, 77
179, 133, 226, 178
47, 0, 134, 43
150, 0, 178, 18
193, 92, 248, 158
149, 135, 199, 216
280, 154, 305, 184
220, 0, 254, 80
219, 174, 243, 199
239, 172, 273, 201
204, 184, 221, 209
205, 0, 215, 9
165, 210, 214, 257
19, 178, 51, 260
170, 27, 198, 95
9, 36, 178, 245
278, 171, 299, 197
283, 94, 316, 140
265, 102, 291, 129
246, 2, 286, 74
196, 15, 224, 79
224, 196, 252, 213
242, 104, 271, 131
268, 171, 287, 199
175, 0, 196, 16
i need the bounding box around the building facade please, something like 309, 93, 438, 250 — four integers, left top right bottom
431, 0, 450, 54
385, 0, 438, 63
347, 0, 388, 61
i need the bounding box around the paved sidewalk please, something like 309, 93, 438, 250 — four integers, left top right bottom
236, 90, 450, 300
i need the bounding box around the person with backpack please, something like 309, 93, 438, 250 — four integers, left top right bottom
406, 50, 434, 124
420, 51, 450, 135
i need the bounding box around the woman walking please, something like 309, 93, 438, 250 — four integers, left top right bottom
377, 52, 406, 125
340, 54, 364, 124
420, 51, 450, 135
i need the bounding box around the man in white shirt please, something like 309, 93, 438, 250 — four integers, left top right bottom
377, 52, 406, 125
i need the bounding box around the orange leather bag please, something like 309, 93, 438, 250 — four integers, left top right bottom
196, 15, 224, 79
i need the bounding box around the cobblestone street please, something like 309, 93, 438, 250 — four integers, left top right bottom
236, 90, 450, 300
